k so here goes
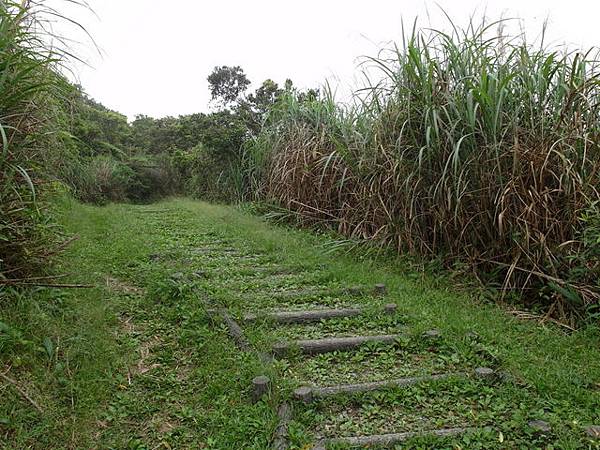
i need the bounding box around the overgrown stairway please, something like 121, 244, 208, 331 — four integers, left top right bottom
196, 239, 512, 449
255, 302, 495, 448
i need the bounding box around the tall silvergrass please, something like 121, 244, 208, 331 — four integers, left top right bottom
246, 19, 600, 323
0, 1, 80, 282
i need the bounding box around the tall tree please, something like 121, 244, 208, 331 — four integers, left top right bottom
207, 65, 250, 107
247, 79, 283, 115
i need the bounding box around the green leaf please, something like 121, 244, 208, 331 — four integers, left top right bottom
42, 337, 54, 360
548, 282, 583, 306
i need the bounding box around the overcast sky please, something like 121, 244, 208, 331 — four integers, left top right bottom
48, 0, 600, 120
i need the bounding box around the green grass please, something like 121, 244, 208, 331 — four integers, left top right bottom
1, 197, 599, 448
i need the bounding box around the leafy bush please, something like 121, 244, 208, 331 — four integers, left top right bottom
125, 154, 178, 202
67, 154, 178, 205
68, 156, 133, 204
174, 144, 241, 202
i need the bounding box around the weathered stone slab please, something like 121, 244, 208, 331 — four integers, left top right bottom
193, 270, 209, 279
271, 285, 369, 299
191, 246, 258, 258
374, 283, 387, 296
234, 254, 263, 261
528, 420, 551, 433
245, 304, 398, 324
191, 247, 230, 254
237, 266, 302, 277
423, 329, 441, 339
271, 288, 328, 299
293, 367, 495, 403
294, 372, 465, 402
206, 307, 274, 367
244, 307, 363, 324
346, 285, 367, 296
294, 386, 314, 403
474, 367, 495, 379
384, 303, 398, 314
314, 427, 474, 448
219, 310, 250, 351
273, 334, 403, 357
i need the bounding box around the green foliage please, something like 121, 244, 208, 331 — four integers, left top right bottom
69, 155, 135, 203
44, 63, 294, 206
171, 144, 233, 201
65, 85, 132, 157
130, 114, 180, 154
66, 154, 178, 205
114, 87, 279, 203
207, 65, 251, 107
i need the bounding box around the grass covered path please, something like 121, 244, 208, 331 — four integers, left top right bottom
1, 198, 600, 449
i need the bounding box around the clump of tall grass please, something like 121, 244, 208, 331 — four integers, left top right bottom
0, 1, 80, 282
247, 18, 600, 323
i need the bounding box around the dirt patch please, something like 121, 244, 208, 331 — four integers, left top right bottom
175, 364, 194, 382
106, 276, 145, 295
118, 314, 137, 335
150, 414, 180, 434
129, 337, 162, 377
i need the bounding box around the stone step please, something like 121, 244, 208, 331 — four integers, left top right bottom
293, 372, 469, 403
269, 284, 380, 300
272, 334, 403, 357
235, 268, 306, 278
245, 307, 363, 324
314, 427, 475, 449
269, 287, 345, 299
192, 246, 239, 254
244, 304, 397, 324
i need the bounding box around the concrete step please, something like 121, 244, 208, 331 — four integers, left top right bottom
314, 427, 476, 449
244, 304, 397, 324
293, 372, 470, 403
273, 333, 403, 357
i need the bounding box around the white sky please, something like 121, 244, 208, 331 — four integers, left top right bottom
48, 0, 600, 120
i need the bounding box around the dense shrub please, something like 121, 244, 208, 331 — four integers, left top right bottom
125, 155, 178, 202
68, 156, 133, 204
66, 154, 177, 204
171, 144, 241, 202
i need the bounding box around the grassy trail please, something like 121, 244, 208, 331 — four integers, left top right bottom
1, 198, 599, 449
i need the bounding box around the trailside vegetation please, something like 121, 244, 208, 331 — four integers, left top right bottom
243, 20, 600, 324
60, 68, 295, 204
1, 3, 598, 324
0, 1, 73, 282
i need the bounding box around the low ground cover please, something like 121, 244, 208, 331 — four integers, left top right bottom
1, 198, 599, 448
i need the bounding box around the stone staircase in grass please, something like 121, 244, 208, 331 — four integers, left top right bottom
201, 247, 490, 448
198, 242, 597, 449
255, 304, 493, 448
